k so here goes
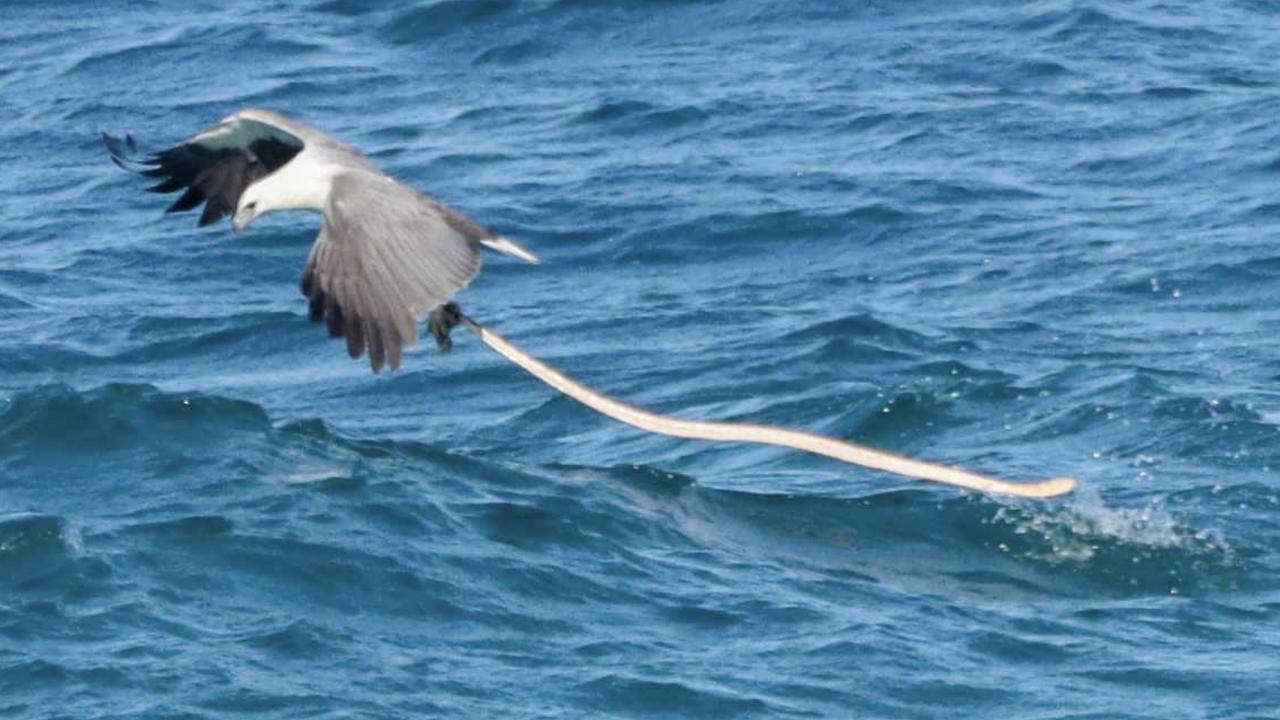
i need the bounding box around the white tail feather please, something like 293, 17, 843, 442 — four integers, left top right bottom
481, 236, 539, 264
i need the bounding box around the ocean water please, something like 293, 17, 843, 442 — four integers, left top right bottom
2, 0, 1279, 717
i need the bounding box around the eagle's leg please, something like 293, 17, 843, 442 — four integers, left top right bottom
429, 302, 464, 353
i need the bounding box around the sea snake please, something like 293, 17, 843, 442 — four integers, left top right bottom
463, 316, 1077, 499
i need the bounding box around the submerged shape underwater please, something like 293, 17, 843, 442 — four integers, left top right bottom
2, 0, 1279, 717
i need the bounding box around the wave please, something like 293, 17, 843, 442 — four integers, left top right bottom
66, 26, 322, 77
0, 383, 272, 459
575, 674, 770, 717
0, 513, 77, 562
675, 481, 1242, 600
0, 309, 316, 375
0, 513, 112, 604
379, 0, 519, 45
593, 204, 925, 266
489, 458, 1247, 602
1019, 6, 1228, 45
783, 312, 960, 352
472, 39, 552, 66
568, 100, 710, 135
549, 0, 706, 10
0, 289, 35, 310
0, 369, 1252, 621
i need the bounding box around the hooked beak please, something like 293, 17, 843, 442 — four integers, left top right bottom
232, 211, 250, 234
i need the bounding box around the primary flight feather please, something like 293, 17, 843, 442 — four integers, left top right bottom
103, 108, 538, 373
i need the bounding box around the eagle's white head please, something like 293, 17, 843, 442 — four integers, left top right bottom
233, 156, 332, 233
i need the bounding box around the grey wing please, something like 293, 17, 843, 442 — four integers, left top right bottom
300, 172, 484, 373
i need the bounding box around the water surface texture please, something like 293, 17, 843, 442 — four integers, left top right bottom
3, 1, 1279, 717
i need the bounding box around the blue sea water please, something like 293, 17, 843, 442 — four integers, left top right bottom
2, 0, 1280, 717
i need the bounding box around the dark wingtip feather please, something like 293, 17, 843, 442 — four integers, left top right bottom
166, 186, 203, 214
102, 131, 125, 157
388, 341, 403, 372
104, 132, 137, 172
368, 326, 386, 374
345, 318, 365, 360
104, 132, 162, 176
197, 203, 225, 227
326, 305, 345, 338
147, 177, 185, 194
